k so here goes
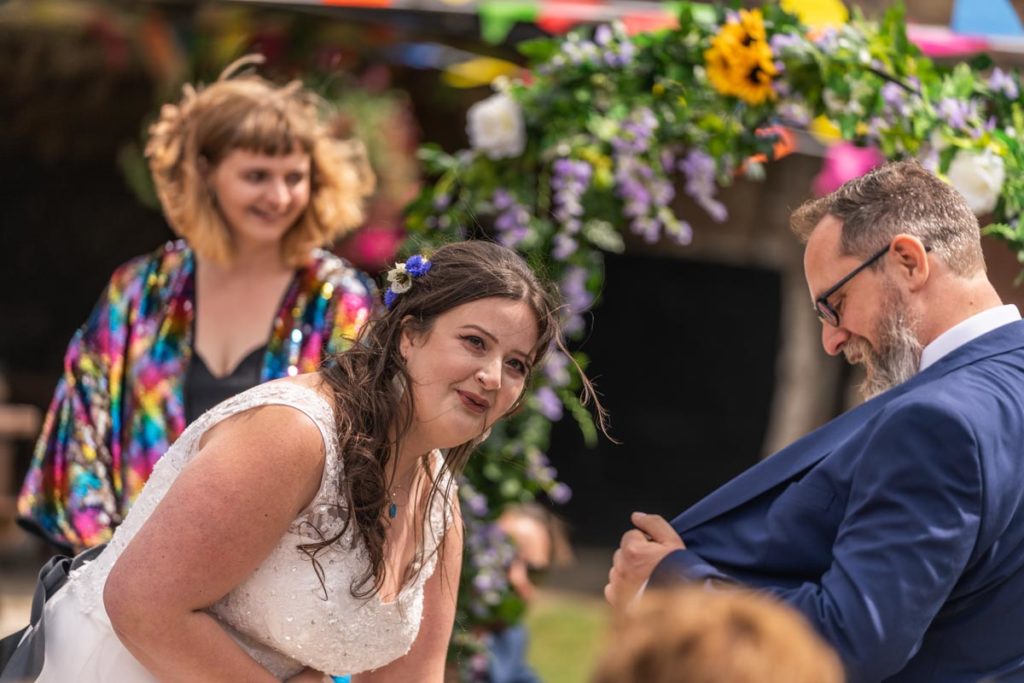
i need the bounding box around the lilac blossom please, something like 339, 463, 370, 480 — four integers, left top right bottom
433, 193, 451, 211
989, 68, 1020, 99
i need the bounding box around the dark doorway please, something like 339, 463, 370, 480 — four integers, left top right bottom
548, 251, 782, 545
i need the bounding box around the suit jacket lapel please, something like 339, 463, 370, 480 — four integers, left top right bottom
671, 392, 896, 532
672, 320, 1024, 533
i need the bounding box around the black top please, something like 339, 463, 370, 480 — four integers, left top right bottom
185, 346, 267, 425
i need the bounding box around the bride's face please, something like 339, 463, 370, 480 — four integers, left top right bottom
400, 297, 539, 450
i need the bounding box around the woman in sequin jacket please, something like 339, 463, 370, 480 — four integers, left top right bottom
17, 57, 377, 552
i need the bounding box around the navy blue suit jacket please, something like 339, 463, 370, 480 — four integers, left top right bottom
652, 321, 1024, 682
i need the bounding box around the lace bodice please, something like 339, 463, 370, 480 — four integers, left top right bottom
64, 380, 454, 679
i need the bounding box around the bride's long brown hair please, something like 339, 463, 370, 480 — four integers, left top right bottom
310, 240, 607, 599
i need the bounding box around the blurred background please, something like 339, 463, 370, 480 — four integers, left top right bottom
3, 1, 1024, 680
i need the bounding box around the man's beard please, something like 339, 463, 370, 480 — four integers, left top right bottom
843, 283, 923, 400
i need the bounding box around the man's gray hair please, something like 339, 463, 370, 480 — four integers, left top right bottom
790, 160, 985, 276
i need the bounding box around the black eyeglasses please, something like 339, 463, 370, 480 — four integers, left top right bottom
814, 242, 932, 327
814, 244, 890, 327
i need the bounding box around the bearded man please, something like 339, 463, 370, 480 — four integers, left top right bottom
606, 160, 1024, 682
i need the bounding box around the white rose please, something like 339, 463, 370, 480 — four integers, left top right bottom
947, 149, 1005, 215
466, 92, 525, 160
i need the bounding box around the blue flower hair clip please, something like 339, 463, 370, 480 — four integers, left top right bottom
384, 254, 432, 309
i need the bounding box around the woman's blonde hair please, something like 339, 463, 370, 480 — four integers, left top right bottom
592, 587, 845, 683
145, 56, 375, 266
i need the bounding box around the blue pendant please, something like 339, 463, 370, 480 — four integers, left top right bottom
389, 502, 397, 519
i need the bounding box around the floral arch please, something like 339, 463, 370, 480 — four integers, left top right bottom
397, 1, 1024, 671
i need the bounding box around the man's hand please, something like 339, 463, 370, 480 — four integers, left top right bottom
604, 512, 686, 608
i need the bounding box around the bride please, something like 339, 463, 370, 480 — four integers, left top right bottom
2, 240, 605, 682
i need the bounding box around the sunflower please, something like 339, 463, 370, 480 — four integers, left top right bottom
704, 9, 778, 105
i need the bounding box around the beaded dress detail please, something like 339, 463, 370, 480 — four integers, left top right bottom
55, 381, 453, 680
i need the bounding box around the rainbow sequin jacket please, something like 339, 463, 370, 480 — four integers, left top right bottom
18, 240, 375, 551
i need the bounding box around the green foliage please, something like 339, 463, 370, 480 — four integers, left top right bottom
402, 2, 1024, 676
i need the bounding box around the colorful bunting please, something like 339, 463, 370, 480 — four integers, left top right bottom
951, 0, 1024, 37
780, 0, 848, 29
479, 1, 538, 44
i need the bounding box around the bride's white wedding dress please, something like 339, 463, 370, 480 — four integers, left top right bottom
31, 381, 453, 681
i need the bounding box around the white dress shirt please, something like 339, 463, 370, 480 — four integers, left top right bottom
919, 304, 1021, 371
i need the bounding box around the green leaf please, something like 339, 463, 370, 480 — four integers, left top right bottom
518, 37, 560, 64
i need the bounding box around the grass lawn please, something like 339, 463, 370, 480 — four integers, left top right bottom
526, 590, 610, 683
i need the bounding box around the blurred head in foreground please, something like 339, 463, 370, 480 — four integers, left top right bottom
592, 587, 844, 683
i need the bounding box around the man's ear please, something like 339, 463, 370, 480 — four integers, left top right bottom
891, 233, 930, 291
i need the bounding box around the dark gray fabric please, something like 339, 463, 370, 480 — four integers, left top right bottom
0, 544, 105, 682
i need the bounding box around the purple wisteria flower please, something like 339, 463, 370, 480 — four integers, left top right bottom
462, 517, 515, 617
559, 266, 593, 336
552, 234, 578, 260
562, 36, 600, 65
937, 98, 980, 131
777, 99, 812, 126
679, 150, 728, 223
570, 24, 634, 68
493, 188, 515, 210
631, 217, 661, 243
433, 193, 451, 211
611, 108, 658, 155
549, 482, 573, 504
881, 82, 912, 117
491, 189, 531, 248
534, 386, 564, 421
460, 482, 490, 517
989, 68, 1020, 99
770, 32, 802, 53
611, 39, 635, 67
552, 158, 593, 234
525, 448, 558, 485
616, 156, 654, 218
542, 351, 571, 387
811, 27, 841, 52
